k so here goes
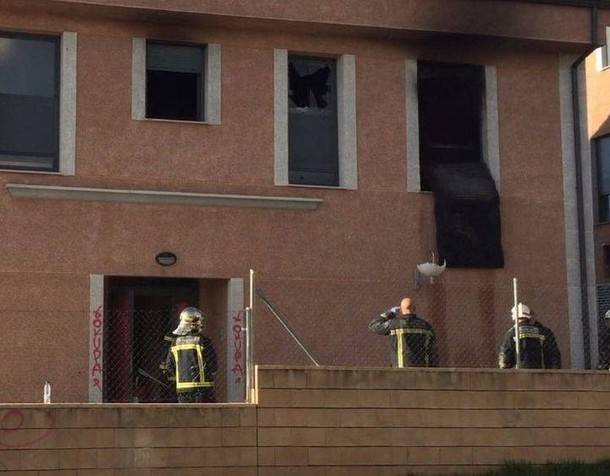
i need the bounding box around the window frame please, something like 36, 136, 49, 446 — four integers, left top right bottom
132, 38, 221, 126
274, 49, 357, 190
0, 30, 61, 173
287, 54, 339, 187
595, 134, 610, 225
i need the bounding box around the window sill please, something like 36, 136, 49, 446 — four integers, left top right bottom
0, 168, 61, 176
6, 183, 323, 210
277, 183, 356, 191
135, 117, 220, 126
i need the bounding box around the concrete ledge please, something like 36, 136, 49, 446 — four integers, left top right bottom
6, 184, 323, 211
256, 365, 610, 391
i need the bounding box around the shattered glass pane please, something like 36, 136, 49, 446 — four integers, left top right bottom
289, 57, 333, 110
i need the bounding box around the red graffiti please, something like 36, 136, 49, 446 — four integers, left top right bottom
90, 305, 103, 390
0, 409, 54, 448
231, 311, 244, 384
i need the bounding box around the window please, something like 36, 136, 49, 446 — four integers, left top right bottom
132, 39, 221, 124
274, 50, 357, 189
597, 135, 610, 223
288, 56, 339, 186
414, 61, 503, 268
146, 42, 205, 121
0, 32, 60, 171
417, 61, 484, 190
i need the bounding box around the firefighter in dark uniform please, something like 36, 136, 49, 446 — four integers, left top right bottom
164, 307, 218, 403
369, 297, 438, 368
498, 303, 561, 369
597, 310, 610, 371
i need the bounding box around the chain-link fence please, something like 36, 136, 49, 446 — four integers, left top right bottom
597, 283, 610, 370
250, 271, 602, 371
4, 273, 610, 404
103, 308, 233, 403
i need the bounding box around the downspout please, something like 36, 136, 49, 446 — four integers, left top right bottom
571, 1, 600, 368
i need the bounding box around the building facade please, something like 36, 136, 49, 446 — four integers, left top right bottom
0, 0, 602, 403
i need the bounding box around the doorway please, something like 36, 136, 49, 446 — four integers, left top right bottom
104, 277, 199, 402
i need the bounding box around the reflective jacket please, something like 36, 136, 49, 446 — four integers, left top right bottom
165, 333, 217, 393
369, 311, 438, 368
498, 320, 561, 369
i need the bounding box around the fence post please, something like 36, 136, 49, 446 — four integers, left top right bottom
513, 277, 520, 369
246, 269, 256, 403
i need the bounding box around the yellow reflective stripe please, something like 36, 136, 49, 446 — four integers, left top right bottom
390, 328, 433, 337
396, 329, 404, 368
519, 333, 545, 340
176, 381, 214, 389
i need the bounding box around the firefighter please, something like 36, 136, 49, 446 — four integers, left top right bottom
498, 303, 561, 369
164, 306, 218, 403
368, 297, 438, 368
597, 310, 610, 371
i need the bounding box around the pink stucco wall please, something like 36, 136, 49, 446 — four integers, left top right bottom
0, 0, 593, 402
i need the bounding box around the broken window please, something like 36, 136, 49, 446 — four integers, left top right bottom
418, 61, 504, 268
146, 42, 205, 121
288, 55, 339, 186
597, 135, 610, 223
0, 32, 59, 171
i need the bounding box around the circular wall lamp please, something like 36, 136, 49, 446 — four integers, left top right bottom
155, 251, 177, 266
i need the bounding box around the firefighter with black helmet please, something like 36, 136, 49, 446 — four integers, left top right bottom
369, 297, 438, 368
498, 303, 561, 369
164, 306, 218, 403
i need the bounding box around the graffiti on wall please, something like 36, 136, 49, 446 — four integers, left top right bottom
90, 305, 103, 392
0, 409, 54, 449
230, 310, 245, 385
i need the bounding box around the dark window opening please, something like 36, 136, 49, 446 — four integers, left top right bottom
597, 135, 610, 223
0, 32, 60, 172
418, 62, 484, 191
146, 42, 205, 121
418, 61, 503, 268
288, 55, 338, 186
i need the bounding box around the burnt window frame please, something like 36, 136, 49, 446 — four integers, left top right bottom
417, 60, 485, 191
287, 54, 339, 187
0, 30, 61, 172
596, 134, 610, 224
145, 40, 207, 122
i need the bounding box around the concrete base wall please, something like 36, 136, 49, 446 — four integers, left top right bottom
3, 366, 610, 474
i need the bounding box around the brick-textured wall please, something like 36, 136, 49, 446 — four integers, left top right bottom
2, 368, 610, 475
256, 366, 610, 475
0, 404, 257, 475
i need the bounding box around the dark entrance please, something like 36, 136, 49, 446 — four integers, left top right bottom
104, 277, 199, 403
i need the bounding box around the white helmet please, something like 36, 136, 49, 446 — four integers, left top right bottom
511, 302, 531, 320
173, 306, 204, 335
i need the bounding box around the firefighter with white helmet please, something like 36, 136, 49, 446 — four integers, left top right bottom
498, 302, 561, 369
164, 306, 217, 402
